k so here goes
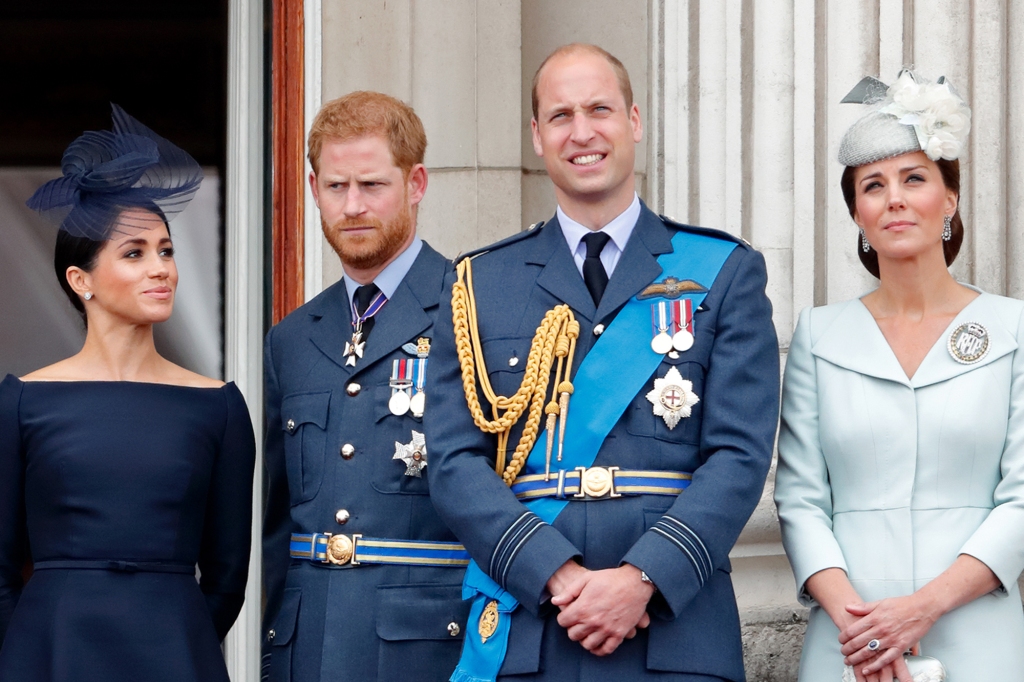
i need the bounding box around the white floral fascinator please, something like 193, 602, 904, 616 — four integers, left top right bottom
837, 70, 971, 167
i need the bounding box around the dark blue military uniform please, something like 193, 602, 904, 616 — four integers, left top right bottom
425, 204, 780, 681
262, 242, 470, 682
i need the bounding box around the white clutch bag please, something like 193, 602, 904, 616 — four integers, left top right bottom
842, 655, 947, 682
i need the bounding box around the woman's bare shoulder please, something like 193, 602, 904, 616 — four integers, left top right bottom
160, 362, 225, 389
20, 357, 90, 382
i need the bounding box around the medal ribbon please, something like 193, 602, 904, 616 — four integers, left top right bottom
414, 358, 427, 394
352, 290, 387, 329
451, 230, 739, 682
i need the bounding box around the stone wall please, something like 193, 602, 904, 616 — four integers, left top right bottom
313, 2, 1024, 679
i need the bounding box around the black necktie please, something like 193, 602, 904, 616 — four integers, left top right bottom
353, 283, 382, 341
581, 232, 611, 305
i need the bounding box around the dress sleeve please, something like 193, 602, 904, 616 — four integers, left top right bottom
197, 383, 256, 640
0, 375, 27, 645
774, 307, 849, 605
958, 305, 1024, 592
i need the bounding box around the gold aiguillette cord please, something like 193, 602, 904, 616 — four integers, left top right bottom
452, 257, 579, 485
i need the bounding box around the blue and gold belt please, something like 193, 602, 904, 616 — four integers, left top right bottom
290, 533, 469, 567
509, 466, 691, 501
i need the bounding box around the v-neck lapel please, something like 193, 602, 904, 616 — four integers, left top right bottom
595, 205, 672, 322
811, 293, 1019, 389
910, 293, 1018, 388
528, 216, 597, 323
307, 243, 447, 375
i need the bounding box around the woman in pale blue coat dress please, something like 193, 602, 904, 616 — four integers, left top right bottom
775, 72, 1024, 682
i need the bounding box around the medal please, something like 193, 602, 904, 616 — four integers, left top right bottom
393, 430, 428, 477
651, 299, 695, 355
948, 321, 990, 364
651, 301, 674, 354
344, 329, 365, 367
672, 299, 694, 351
410, 357, 427, 417
651, 332, 674, 355
346, 288, 387, 367
645, 366, 700, 430
389, 359, 413, 415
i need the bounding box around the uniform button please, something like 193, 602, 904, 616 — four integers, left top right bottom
268, 629, 276, 642
447, 622, 460, 637
508, 356, 519, 367
285, 419, 296, 433
593, 324, 605, 336
335, 509, 350, 525
340, 444, 355, 459
346, 382, 361, 396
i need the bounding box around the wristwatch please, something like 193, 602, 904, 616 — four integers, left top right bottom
639, 570, 658, 593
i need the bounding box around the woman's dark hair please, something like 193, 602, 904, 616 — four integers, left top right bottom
840, 157, 964, 279
54, 230, 104, 319
53, 204, 171, 321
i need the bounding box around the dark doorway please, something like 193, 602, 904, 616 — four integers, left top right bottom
0, 1, 229, 378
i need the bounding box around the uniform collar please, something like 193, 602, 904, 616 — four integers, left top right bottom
342, 236, 422, 315
557, 193, 640, 259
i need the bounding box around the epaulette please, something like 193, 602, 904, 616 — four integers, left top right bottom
659, 214, 753, 249
454, 220, 547, 264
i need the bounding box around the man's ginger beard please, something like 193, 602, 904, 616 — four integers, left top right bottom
322, 193, 414, 271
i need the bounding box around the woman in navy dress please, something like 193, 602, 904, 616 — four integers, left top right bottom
0, 105, 256, 682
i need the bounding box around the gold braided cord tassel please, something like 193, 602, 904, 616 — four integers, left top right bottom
453, 258, 578, 485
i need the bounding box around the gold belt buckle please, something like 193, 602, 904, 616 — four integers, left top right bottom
573, 466, 621, 499
324, 533, 362, 565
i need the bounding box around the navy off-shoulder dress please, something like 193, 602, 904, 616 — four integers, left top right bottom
0, 374, 256, 682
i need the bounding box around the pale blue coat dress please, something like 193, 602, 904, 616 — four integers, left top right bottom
775, 291, 1024, 681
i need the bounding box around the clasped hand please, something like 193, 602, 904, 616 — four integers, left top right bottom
838, 594, 937, 682
546, 561, 655, 656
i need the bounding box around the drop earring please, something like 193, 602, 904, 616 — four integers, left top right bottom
860, 229, 870, 253
942, 215, 952, 241
83, 292, 93, 301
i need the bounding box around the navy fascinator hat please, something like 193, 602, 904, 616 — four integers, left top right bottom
26, 104, 203, 241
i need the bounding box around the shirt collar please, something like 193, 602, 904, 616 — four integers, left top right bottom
558, 193, 641, 255
342, 236, 422, 314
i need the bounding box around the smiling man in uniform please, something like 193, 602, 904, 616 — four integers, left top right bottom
426, 44, 780, 681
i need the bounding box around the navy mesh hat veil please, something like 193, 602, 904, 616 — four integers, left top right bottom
26, 104, 203, 241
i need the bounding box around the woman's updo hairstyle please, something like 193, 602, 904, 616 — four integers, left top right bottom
836, 71, 971, 278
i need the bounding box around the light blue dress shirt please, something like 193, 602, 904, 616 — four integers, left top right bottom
558, 193, 641, 280
342, 236, 422, 319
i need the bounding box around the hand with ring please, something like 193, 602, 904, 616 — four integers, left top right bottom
839, 594, 937, 678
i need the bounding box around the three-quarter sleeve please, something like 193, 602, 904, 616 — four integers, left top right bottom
0, 375, 28, 645
197, 383, 256, 640
774, 308, 849, 605
958, 305, 1024, 591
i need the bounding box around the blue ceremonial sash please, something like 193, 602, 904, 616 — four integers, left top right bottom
450, 230, 738, 682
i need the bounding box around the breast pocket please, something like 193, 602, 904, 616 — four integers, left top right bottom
481, 337, 530, 400
371, 384, 431, 496
281, 391, 331, 504
626, 359, 705, 446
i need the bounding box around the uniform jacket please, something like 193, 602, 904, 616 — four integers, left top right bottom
425, 203, 780, 681
775, 293, 1024, 681
262, 242, 470, 682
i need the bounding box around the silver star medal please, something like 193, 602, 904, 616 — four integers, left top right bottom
645, 366, 699, 430
344, 329, 365, 367
394, 430, 428, 477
